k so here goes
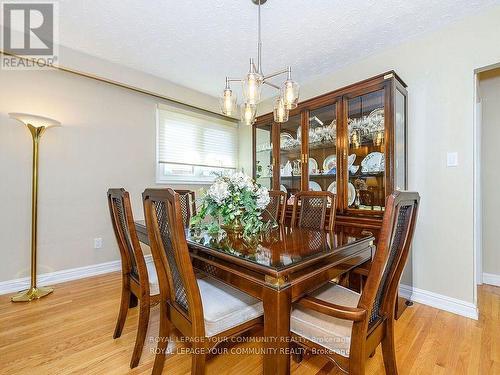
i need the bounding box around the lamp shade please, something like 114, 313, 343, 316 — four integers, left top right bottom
273, 96, 289, 123
219, 88, 237, 116
282, 79, 299, 110
9, 113, 61, 128
240, 103, 257, 126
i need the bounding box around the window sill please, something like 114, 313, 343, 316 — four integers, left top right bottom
155, 179, 213, 186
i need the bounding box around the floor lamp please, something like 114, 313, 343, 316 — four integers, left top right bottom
9, 113, 61, 302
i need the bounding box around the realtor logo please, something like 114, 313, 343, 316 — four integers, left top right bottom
1, 1, 59, 69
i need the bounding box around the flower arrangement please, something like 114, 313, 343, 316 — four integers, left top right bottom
190, 172, 273, 237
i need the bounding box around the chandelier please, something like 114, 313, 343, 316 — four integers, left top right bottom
220, 0, 299, 125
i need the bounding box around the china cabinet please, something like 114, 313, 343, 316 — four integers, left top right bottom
253, 71, 408, 238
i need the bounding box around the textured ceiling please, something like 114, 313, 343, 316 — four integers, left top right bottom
57, 0, 500, 98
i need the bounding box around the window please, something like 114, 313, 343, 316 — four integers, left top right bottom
156, 105, 238, 183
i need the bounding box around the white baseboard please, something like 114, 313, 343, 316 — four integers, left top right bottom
482, 272, 500, 287
399, 284, 478, 320
0, 255, 153, 296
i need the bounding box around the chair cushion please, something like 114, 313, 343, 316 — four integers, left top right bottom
146, 261, 160, 296
197, 276, 263, 337
291, 283, 361, 357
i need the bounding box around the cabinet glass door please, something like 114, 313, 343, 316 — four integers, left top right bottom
347, 89, 386, 211
308, 104, 337, 193
279, 114, 301, 197
255, 123, 273, 189
394, 87, 407, 191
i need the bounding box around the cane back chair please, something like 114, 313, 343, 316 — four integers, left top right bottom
174, 189, 196, 228
291, 191, 336, 231
107, 188, 160, 368
262, 190, 287, 224
290, 191, 420, 374
143, 188, 264, 375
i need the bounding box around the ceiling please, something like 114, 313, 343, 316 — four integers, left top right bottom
57, 0, 500, 99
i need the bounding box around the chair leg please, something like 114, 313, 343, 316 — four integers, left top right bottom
152, 303, 171, 375
191, 342, 207, 375
381, 318, 398, 375
290, 342, 303, 363
130, 297, 150, 368
113, 285, 131, 339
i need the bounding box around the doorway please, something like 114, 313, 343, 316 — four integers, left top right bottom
475, 66, 500, 291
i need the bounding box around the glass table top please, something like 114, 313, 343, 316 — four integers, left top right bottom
186, 225, 372, 272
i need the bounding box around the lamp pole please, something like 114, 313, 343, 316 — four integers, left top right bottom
9, 113, 60, 302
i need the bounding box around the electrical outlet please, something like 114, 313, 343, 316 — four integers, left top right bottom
94, 237, 103, 249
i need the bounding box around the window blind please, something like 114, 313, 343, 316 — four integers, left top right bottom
157, 106, 238, 171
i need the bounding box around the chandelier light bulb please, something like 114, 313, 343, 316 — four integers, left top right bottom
351, 129, 361, 149
373, 130, 384, 146
282, 79, 299, 110
220, 88, 237, 116
241, 103, 257, 126
243, 70, 263, 105
273, 96, 289, 123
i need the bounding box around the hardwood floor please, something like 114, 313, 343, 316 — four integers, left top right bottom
0, 273, 499, 374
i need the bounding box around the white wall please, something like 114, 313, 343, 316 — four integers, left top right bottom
479, 68, 500, 277
239, 125, 253, 176
240, 5, 500, 305
0, 60, 217, 283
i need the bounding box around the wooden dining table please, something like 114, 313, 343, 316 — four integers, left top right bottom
135, 221, 374, 375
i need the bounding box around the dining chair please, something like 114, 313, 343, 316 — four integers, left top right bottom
174, 189, 196, 228
290, 191, 420, 374
291, 191, 336, 230
262, 190, 286, 224
142, 188, 264, 375
107, 188, 160, 368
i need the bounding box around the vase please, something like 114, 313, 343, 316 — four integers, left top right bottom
221, 219, 244, 239
221, 221, 244, 233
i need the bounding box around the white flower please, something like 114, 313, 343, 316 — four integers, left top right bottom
229, 171, 254, 191
255, 187, 270, 210
207, 180, 230, 204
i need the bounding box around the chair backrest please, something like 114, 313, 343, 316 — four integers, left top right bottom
107, 188, 149, 290
291, 191, 336, 231
174, 190, 196, 228
142, 188, 204, 331
359, 191, 420, 327
262, 190, 286, 224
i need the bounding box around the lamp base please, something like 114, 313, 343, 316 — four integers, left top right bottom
11, 286, 54, 302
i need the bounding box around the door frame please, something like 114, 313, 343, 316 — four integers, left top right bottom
473, 62, 500, 305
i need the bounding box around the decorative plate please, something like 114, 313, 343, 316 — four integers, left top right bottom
280, 184, 287, 194
348, 154, 357, 167
327, 182, 356, 206
348, 183, 356, 206
361, 152, 384, 173
327, 181, 336, 194
309, 158, 318, 174
323, 154, 337, 171
349, 165, 360, 174
309, 181, 322, 191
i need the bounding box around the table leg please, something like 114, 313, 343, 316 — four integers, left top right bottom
262, 287, 292, 375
